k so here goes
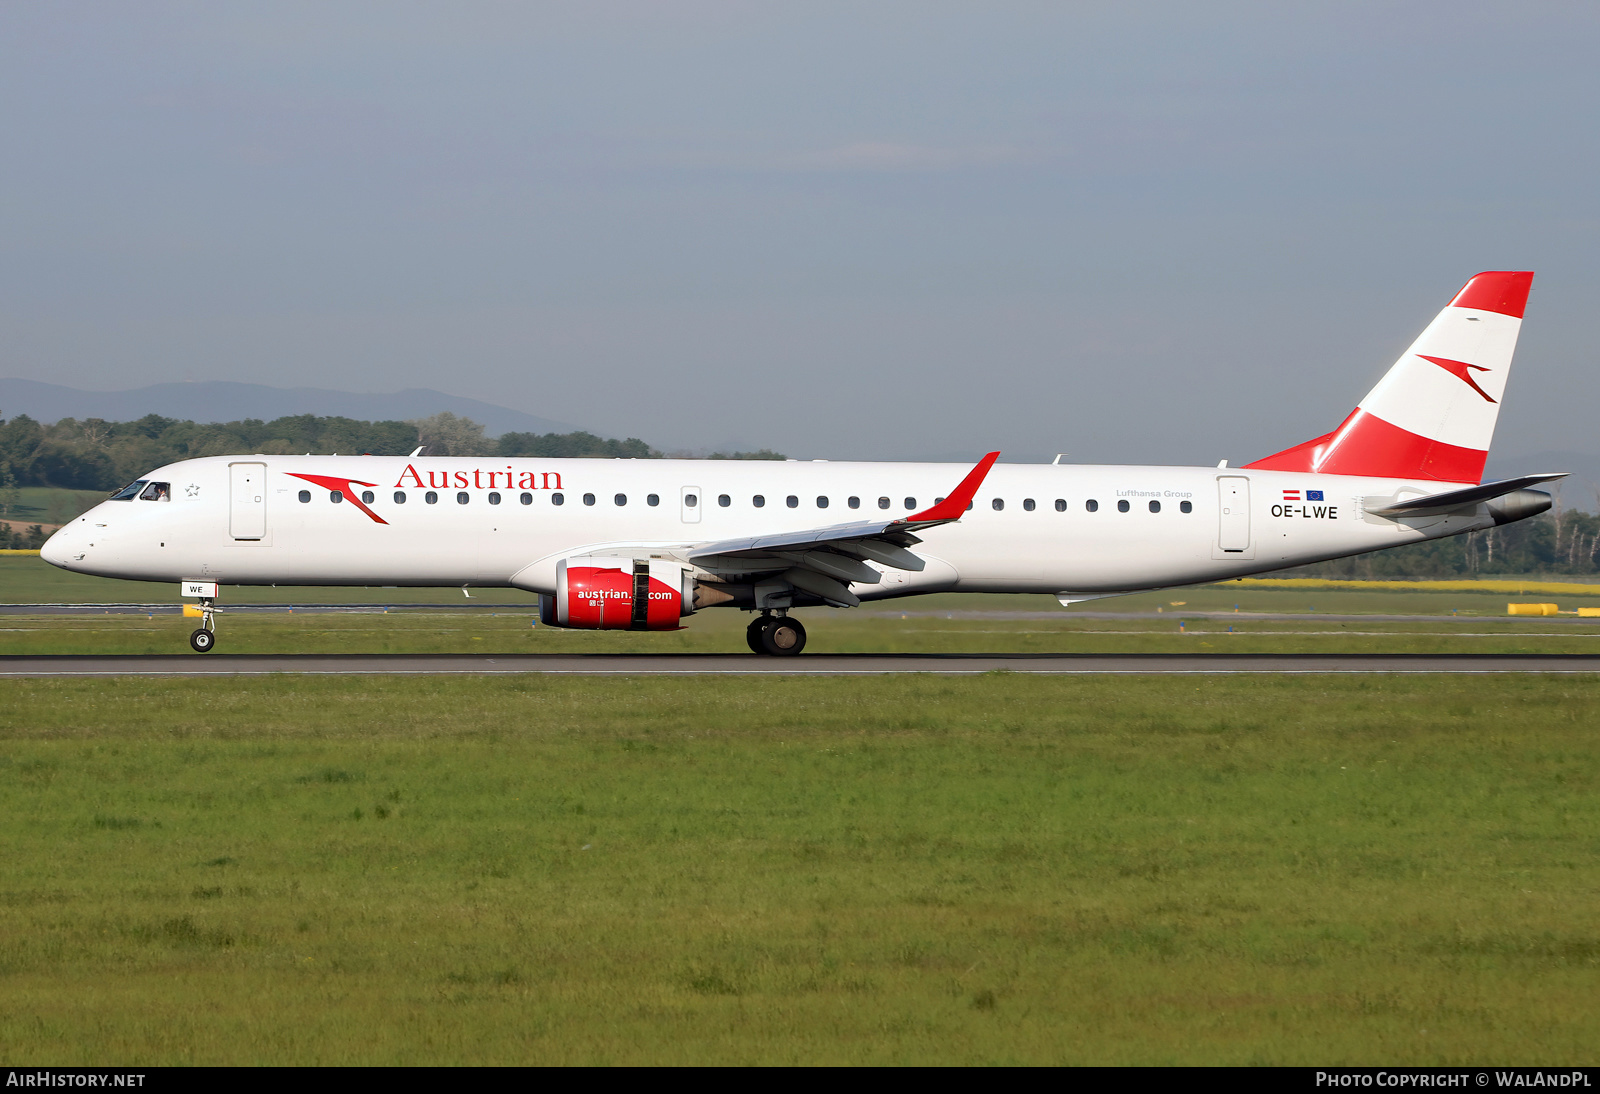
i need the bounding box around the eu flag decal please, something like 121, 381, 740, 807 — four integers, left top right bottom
1306, 490, 1324, 502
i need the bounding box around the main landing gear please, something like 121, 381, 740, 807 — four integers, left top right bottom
747, 614, 806, 656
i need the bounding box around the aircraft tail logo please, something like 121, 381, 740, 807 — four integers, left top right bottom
1245, 271, 1531, 483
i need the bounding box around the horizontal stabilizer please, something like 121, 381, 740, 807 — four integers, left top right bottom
1366, 473, 1567, 517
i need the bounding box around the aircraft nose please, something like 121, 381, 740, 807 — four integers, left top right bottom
39, 526, 72, 569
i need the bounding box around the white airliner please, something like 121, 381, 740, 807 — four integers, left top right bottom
42, 271, 1561, 655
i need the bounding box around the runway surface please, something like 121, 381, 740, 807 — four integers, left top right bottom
5, 652, 1600, 676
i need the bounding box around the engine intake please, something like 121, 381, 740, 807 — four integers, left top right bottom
540, 557, 692, 629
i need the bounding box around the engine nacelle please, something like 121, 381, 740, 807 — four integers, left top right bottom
539, 557, 692, 630
1488, 489, 1553, 526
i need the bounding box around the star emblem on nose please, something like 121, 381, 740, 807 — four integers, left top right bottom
185, 484, 201, 497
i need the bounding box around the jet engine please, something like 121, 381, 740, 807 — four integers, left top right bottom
539, 557, 694, 629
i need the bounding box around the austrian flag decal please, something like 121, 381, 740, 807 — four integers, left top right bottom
1272, 488, 1338, 521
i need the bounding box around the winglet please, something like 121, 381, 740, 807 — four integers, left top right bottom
902, 451, 1000, 524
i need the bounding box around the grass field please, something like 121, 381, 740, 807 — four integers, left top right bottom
0, 487, 107, 527
11, 553, 1600, 613
10, 609, 1600, 656
0, 674, 1595, 1064
10, 549, 1600, 655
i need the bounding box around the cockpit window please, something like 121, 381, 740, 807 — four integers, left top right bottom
109, 480, 148, 501
139, 482, 171, 502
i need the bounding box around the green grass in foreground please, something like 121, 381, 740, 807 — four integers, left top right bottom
0, 675, 1596, 1064
5, 609, 1600, 655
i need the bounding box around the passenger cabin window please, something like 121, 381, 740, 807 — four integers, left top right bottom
298, 490, 311, 503
904, 497, 916, 510
718, 494, 730, 507
1117, 499, 1130, 512
1180, 500, 1192, 513
878, 497, 890, 509
425, 491, 438, 504
786, 496, 798, 508
848, 496, 860, 509
1055, 499, 1066, 512
520, 492, 533, 505
330, 491, 343, 503
552, 492, 565, 505
1149, 500, 1160, 513
139, 482, 170, 501
615, 494, 627, 506
394, 491, 407, 504
109, 480, 148, 501
1023, 498, 1035, 511
992, 498, 1004, 511
753, 495, 765, 508
648, 494, 660, 506
457, 492, 470, 505
488, 492, 501, 505
362, 490, 375, 504
684, 494, 697, 508
1086, 499, 1099, 512
583, 493, 596, 506
817, 496, 829, 508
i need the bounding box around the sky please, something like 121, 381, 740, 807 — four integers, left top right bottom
1, 2, 1598, 464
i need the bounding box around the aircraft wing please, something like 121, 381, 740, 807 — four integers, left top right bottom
688, 452, 999, 607
1365, 473, 1567, 517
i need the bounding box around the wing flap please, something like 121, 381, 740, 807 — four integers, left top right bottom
687, 451, 999, 602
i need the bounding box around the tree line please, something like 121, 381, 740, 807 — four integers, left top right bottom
0, 410, 784, 547
0, 409, 783, 494
1278, 503, 1600, 578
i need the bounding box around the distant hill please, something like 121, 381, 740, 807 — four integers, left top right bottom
0, 379, 580, 438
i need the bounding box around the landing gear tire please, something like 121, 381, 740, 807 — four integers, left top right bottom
760, 617, 806, 656
189, 628, 216, 653
746, 617, 770, 654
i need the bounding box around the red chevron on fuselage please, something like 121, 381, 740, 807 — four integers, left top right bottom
286, 473, 389, 524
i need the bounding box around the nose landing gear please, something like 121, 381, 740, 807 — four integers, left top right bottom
747, 613, 806, 656
186, 593, 218, 653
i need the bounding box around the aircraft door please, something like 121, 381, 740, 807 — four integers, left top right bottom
229, 462, 268, 540
680, 485, 701, 523
1216, 476, 1250, 553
